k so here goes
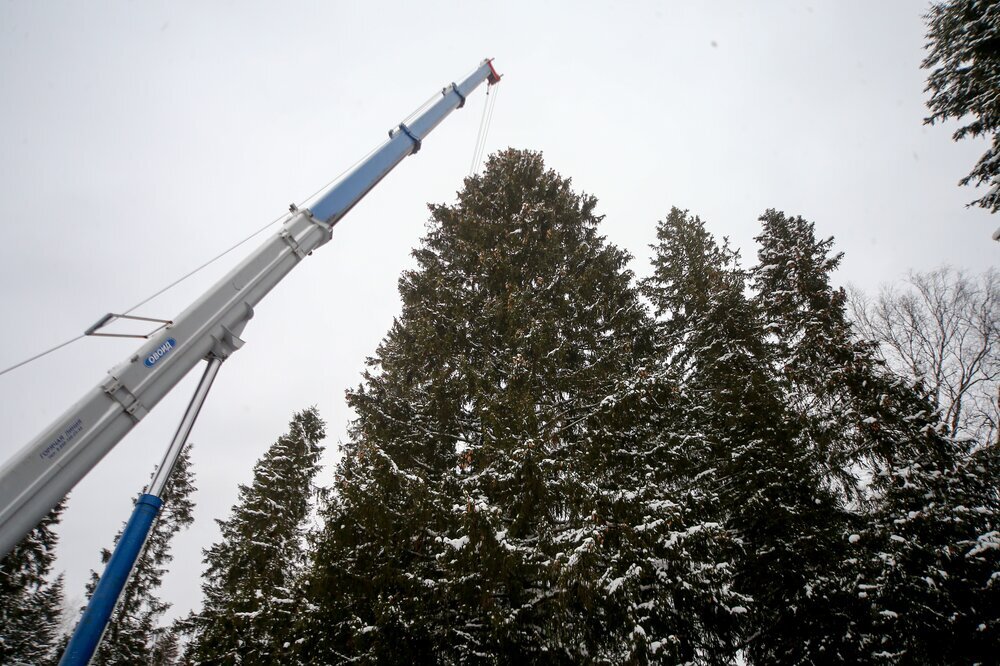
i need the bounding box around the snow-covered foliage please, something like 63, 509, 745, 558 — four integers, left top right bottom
185, 408, 325, 664
855, 439, 999, 663
32, 149, 993, 663
924, 0, 1000, 211
284, 156, 1000, 664
0, 499, 65, 664
296, 151, 744, 663
644, 208, 863, 663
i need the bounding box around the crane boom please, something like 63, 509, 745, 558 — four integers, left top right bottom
0, 58, 501, 557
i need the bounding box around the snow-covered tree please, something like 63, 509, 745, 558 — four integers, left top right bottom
752, 209, 1000, 663
854, 436, 999, 664
148, 624, 182, 665
645, 208, 859, 664
0, 499, 66, 664
923, 0, 1000, 212
640, 208, 782, 662
298, 150, 727, 663
751, 211, 931, 492
186, 407, 325, 664
85, 446, 196, 665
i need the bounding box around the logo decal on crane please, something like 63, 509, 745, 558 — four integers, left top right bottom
144, 338, 177, 368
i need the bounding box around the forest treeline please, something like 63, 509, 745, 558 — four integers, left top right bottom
4, 148, 996, 665
6, 0, 1000, 660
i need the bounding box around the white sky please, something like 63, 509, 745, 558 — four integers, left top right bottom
0, 0, 996, 626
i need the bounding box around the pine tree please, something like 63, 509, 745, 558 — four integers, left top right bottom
298, 150, 721, 663
923, 0, 1000, 212
186, 407, 325, 664
84, 446, 196, 665
0, 499, 66, 664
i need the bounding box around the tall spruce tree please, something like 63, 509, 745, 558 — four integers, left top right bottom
640, 208, 778, 663
748, 209, 938, 663
752, 211, 936, 488
644, 208, 856, 664
298, 150, 728, 663
752, 209, 1000, 663
84, 446, 196, 665
186, 407, 325, 664
0, 499, 66, 664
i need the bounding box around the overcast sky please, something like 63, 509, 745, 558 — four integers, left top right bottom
1, 0, 996, 627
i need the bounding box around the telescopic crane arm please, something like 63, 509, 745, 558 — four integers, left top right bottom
0, 58, 501, 558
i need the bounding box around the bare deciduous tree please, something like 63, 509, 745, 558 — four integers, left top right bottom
850, 267, 999, 445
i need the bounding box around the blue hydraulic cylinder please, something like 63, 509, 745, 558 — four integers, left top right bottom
59, 494, 162, 666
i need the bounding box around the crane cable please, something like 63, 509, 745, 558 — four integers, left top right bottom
470, 84, 499, 175
479, 83, 499, 169
469, 83, 500, 176
0, 134, 394, 379
0, 335, 88, 379
469, 87, 491, 175
0, 77, 485, 379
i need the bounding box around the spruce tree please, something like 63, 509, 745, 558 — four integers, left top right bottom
0, 499, 66, 664
149, 623, 182, 665
855, 437, 999, 664
747, 210, 924, 662
640, 208, 777, 663
923, 0, 1000, 212
645, 208, 858, 664
85, 446, 196, 665
186, 407, 325, 664
298, 150, 721, 663
750, 210, 973, 487
752, 209, 1000, 663
751, 210, 933, 488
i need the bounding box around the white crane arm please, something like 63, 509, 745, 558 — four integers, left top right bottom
0, 59, 501, 556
